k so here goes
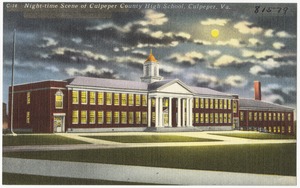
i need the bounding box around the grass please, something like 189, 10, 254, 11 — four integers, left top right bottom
2, 173, 156, 185
4, 143, 296, 176
209, 132, 296, 139
3, 135, 89, 146
82, 135, 220, 143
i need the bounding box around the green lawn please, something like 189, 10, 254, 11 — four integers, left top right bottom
2, 173, 156, 185
82, 135, 220, 143
3, 135, 89, 146
209, 132, 296, 139
4, 143, 296, 176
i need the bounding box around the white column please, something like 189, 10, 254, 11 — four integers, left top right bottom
155, 97, 159, 127
186, 98, 190, 127
159, 97, 163, 127
168, 97, 172, 127
190, 98, 193, 126
182, 99, 186, 127
147, 97, 151, 127
177, 98, 181, 127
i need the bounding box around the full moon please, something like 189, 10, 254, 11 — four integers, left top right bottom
211, 29, 219, 38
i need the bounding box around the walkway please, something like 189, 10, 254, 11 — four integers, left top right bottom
3, 157, 296, 185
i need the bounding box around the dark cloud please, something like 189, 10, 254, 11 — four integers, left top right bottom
269, 88, 296, 105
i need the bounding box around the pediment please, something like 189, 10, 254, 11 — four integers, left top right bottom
157, 80, 193, 94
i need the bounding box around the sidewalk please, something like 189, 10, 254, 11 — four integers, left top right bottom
3, 157, 296, 185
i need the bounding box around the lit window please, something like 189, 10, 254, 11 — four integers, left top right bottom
106, 111, 112, 124
277, 126, 280, 133
195, 113, 199, 123
233, 101, 237, 113
98, 92, 104, 105
114, 93, 120, 106
240, 111, 244, 121
249, 112, 252, 121
72, 91, 79, 104
81, 110, 87, 124
258, 112, 262, 121
228, 113, 232, 123
224, 99, 227, 109
264, 112, 267, 121
200, 113, 204, 123
135, 95, 141, 106
210, 99, 214, 109
55, 90, 63, 109
136, 112, 141, 124
219, 99, 223, 109
195, 98, 199, 108
268, 127, 272, 132
114, 111, 120, 124
254, 112, 257, 121
214, 99, 218, 109
128, 94, 134, 106
282, 113, 285, 121
205, 98, 209, 109
151, 98, 155, 107
72, 110, 78, 124
268, 113, 272, 121
122, 93, 127, 106
152, 112, 155, 123
228, 100, 231, 109
98, 111, 103, 124
106, 93, 112, 105
277, 113, 281, 121
27, 92, 30, 104
90, 111, 95, 124
121, 111, 127, 124
81, 91, 87, 104
90, 92, 95, 105
288, 113, 291, 121
142, 112, 147, 124
129, 112, 134, 124
200, 98, 204, 108
273, 126, 277, 133
142, 95, 147, 106
224, 113, 227, 123
163, 98, 169, 107
205, 113, 209, 123
273, 113, 276, 121
282, 126, 285, 133
219, 113, 223, 123
215, 113, 219, 124
26, 111, 30, 124
288, 126, 291, 133
210, 113, 214, 123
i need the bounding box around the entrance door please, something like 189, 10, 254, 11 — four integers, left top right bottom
53, 115, 65, 133
163, 113, 169, 126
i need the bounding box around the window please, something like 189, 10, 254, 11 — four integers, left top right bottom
128, 112, 134, 124
288, 113, 291, 121
142, 95, 147, 106
81, 110, 87, 124
228, 113, 232, 123
277, 113, 281, 121
72, 91, 79, 104
273, 113, 276, 121
282, 126, 285, 133
224, 113, 227, 123
195, 98, 199, 108
268, 127, 272, 133
106, 111, 112, 124
72, 110, 78, 124
136, 112, 141, 124
27, 92, 30, 104
90, 111, 95, 124
224, 99, 227, 109
277, 126, 281, 133
98, 92, 104, 105
219, 113, 223, 123
142, 112, 147, 124
210, 99, 214, 109
228, 100, 231, 109
249, 112, 252, 121
215, 113, 219, 124
195, 113, 199, 123
258, 112, 262, 121
200, 98, 204, 108
114, 93, 120, 106
240, 112, 244, 121
264, 112, 267, 121
121, 112, 127, 124
26, 111, 30, 124
151, 98, 155, 107
268, 113, 272, 121
210, 113, 214, 123
106, 93, 112, 105
163, 98, 169, 107
254, 112, 257, 121
98, 111, 103, 124
205, 98, 209, 109
288, 126, 291, 133
90, 92, 95, 105
233, 101, 237, 113
55, 90, 63, 109
214, 99, 218, 109
135, 95, 141, 106
81, 91, 87, 104
114, 111, 120, 124
273, 126, 277, 133
128, 94, 134, 106
200, 113, 204, 123
219, 99, 223, 109
205, 113, 209, 123
282, 113, 285, 121
152, 112, 155, 123
122, 93, 127, 106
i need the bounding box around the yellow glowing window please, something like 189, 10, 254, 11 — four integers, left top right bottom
258, 112, 262, 121
205, 113, 209, 123
240, 111, 244, 121
163, 98, 169, 107
135, 95, 141, 106
273, 113, 276, 121
152, 112, 155, 123
210, 99, 214, 109
136, 112, 141, 124
200, 113, 204, 123
122, 93, 127, 106
224, 113, 227, 123
195, 98, 199, 108
288, 113, 291, 121
121, 111, 127, 124
268, 127, 272, 132
90, 92, 95, 105
106, 111, 112, 124
249, 112, 252, 121
26, 111, 30, 124
268, 113, 272, 121
219, 113, 223, 123
142, 95, 147, 106
81, 91, 87, 104
205, 98, 209, 109
195, 113, 199, 123
27, 92, 30, 104
128, 94, 134, 106
264, 112, 267, 121
106, 93, 112, 105
215, 99, 219, 109
89, 110, 95, 124
214, 113, 218, 124
81, 110, 87, 124
228, 113, 232, 123
254, 112, 257, 121
277, 126, 280, 133
55, 91, 63, 109
273, 126, 277, 133
151, 98, 155, 107
219, 99, 223, 109
72, 91, 79, 104
142, 112, 147, 124
224, 100, 227, 109
72, 110, 78, 124
233, 101, 237, 113
200, 98, 204, 108
282, 126, 285, 133
228, 100, 231, 109
98, 92, 104, 105
114, 93, 119, 106
97, 111, 103, 124
210, 113, 214, 123
129, 112, 134, 124
277, 113, 281, 121
288, 126, 291, 133
282, 113, 285, 121
114, 111, 120, 124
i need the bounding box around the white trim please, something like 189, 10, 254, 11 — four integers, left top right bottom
66, 85, 148, 94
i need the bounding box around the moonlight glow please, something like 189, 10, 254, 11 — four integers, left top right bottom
211, 29, 219, 38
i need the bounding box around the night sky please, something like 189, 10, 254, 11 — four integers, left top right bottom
2, 3, 297, 109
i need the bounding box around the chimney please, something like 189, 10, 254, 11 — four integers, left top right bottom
254, 81, 261, 100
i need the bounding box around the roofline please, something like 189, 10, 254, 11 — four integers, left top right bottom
9, 79, 67, 87
239, 97, 295, 111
